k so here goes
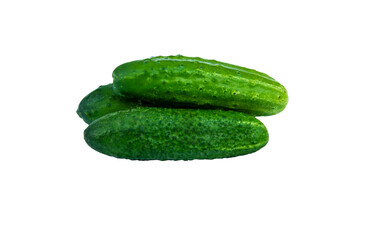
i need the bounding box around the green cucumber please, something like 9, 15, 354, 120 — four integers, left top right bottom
77, 84, 142, 124
84, 107, 269, 160
112, 55, 288, 116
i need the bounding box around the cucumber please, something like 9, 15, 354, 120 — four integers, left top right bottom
84, 107, 269, 160
112, 55, 288, 116
77, 84, 142, 124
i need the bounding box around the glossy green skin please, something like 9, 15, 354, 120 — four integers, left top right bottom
84, 107, 269, 160
77, 84, 142, 124
113, 55, 288, 116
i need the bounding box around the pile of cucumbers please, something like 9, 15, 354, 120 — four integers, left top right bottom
77, 55, 288, 160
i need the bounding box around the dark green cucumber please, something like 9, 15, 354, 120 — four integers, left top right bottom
84, 107, 269, 160
112, 55, 288, 116
77, 84, 143, 124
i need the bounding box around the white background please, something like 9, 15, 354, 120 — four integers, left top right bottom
1, 0, 373, 239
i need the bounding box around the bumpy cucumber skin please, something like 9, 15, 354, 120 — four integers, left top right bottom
77, 84, 142, 124
112, 55, 288, 116
84, 107, 269, 160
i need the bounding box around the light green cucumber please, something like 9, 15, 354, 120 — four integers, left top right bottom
77, 84, 143, 124
84, 107, 269, 160
112, 55, 288, 116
